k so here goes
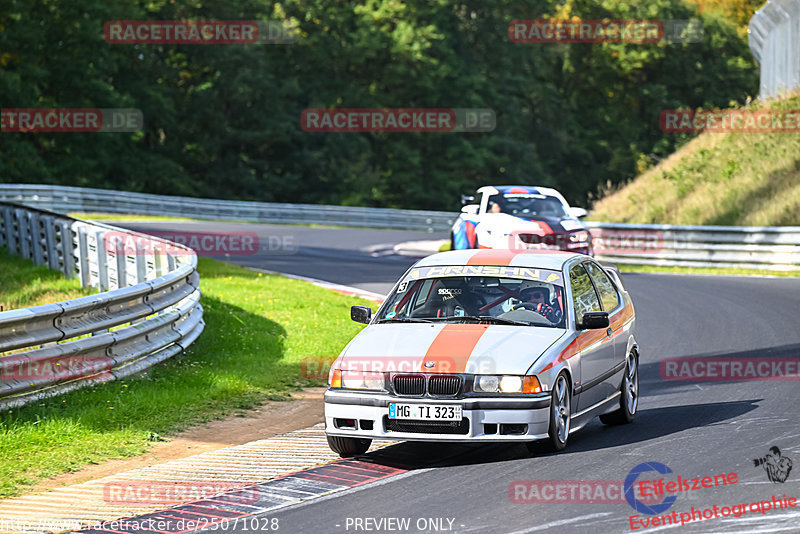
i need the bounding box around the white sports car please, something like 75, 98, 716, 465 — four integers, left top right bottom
451, 185, 593, 255
324, 249, 638, 456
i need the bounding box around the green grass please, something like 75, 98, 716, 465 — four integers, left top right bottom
617, 264, 800, 277
591, 92, 800, 226
0, 248, 93, 311
0, 255, 374, 499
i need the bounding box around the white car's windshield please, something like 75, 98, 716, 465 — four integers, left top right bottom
488, 194, 569, 218
378, 271, 566, 328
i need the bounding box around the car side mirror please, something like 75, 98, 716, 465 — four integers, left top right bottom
351, 305, 372, 324
461, 204, 479, 215
569, 207, 588, 219
580, 311, 609, 330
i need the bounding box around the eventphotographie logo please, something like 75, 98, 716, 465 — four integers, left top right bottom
753, 446, 793, 483
625, 462, 679, 515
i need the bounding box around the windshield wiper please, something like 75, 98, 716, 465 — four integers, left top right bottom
377, 317, 434, 324
450, 315, 530, 326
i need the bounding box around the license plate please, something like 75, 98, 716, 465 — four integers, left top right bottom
388, 403, 462, 421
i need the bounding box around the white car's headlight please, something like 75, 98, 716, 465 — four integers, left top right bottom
339, 370, 385, 391
474, 375, 542, 394
500, 375, 523, 393
475, 375, 500, 392
569, 230, 590, 243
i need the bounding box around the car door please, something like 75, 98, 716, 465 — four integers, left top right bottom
569, 263, 615, 413
584, 261, 626, 398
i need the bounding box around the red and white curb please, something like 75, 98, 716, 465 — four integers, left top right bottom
0, 424, 396, 534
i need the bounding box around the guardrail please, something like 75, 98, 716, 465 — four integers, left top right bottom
587, 222, 800, 271
3, 183, 800, 271
749, 0, 800, 99
0, 202, 204, 409
0, 183, 456, 233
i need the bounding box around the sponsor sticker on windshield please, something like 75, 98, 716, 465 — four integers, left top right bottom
402, 265, 563, 286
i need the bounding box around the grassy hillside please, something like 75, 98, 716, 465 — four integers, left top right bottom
590, 92, 800, 226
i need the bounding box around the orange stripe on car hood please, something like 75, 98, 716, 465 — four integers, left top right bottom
466, 250, 519, 266
421, 324, 489, 373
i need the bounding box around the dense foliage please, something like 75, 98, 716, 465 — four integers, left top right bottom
0, 0, 759, 209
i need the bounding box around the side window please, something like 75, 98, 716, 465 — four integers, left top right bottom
584, 262, 621, 312
411, 279, 435, 310
569, 264, 601, 322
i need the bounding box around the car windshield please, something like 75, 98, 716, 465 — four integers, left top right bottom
488, 194, 569, 218
378, 271, 567, 328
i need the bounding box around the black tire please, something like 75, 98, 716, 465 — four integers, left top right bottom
600, 351, 639, 425
527, 372, 571, 454
327, 435, 372, 457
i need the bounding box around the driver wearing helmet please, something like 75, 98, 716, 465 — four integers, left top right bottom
516, 282, 563, 323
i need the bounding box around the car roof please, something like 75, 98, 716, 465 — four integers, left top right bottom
477, 185, 562, 197
415, 249, 582, 271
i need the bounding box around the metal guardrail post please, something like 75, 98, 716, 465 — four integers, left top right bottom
77, 225, 91, 286
94, 229, 109, 291
44, 216, 59, 271
17, 209, 31, 260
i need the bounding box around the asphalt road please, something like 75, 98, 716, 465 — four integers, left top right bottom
113, 220, 430, 295
113, 221, 800, 534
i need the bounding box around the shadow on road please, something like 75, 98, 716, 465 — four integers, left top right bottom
356, 399, 761, 471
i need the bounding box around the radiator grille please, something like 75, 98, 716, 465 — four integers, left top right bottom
428, 375, 462, 396
393, 374, 425, 395
383, 416, 469, 435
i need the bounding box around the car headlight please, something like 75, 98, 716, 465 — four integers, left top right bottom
569, 230, 590, 243
473, 375, 542, 394
337, 370, 385, 391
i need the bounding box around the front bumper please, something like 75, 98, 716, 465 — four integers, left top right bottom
324, 389, 551, 442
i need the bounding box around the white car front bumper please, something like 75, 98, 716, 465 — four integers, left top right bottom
324, 389, 552, 442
